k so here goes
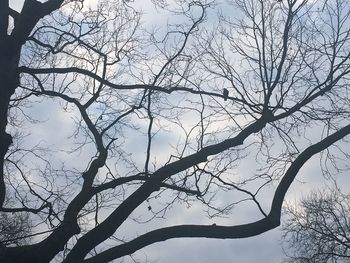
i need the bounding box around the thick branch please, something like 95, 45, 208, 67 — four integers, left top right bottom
82, 218, 275, 263
62, 118, 267, 262
269, 123, 350, 218
0, 1, 9, 37
10, 0, 65, 50
19, 66, 254, 106
80, 123, 350, 263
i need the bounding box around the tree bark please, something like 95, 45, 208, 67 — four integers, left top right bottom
0, 1, 80, 262
0, 41, 20, 208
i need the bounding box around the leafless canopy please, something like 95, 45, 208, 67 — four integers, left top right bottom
1, 0, 350, 262
283, 188, 350, 263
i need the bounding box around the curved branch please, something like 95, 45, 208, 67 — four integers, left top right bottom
18, 66, 252, 105
79, 123, 350, 263
82, 217, 275, 263
11, 0, 65, 49
62, 117, 268, 262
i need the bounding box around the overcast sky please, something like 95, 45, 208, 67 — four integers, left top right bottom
9, 0, 350, 262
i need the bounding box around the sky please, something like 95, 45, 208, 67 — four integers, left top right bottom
7, 0, 350, 262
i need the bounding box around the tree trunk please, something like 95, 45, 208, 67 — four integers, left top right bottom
0, 46, 52, 263
0, 45, 20, 208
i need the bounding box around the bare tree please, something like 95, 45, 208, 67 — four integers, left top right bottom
0, 197, 32, 246
282, 188, 350, 263
1, 0, 350, 262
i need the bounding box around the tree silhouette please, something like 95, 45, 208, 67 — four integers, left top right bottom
1, 0, 350, 262
283, 188, 350, 263
0, 198, 32, 246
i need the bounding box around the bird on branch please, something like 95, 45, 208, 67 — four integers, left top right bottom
223, 88, 229, 101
